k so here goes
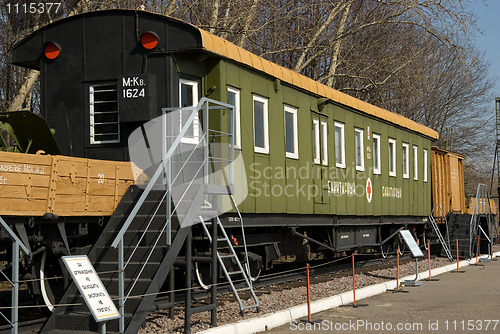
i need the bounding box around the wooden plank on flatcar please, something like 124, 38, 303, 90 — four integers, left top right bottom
54, 195, 119, 215
0, 150, 53, 166
0, 151, 138, 217
0, 197, 49, 215
0, 184, 49, 200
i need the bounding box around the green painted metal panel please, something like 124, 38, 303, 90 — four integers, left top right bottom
201, 57, 433, 218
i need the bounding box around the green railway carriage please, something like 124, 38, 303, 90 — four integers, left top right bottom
5, 8, 439, 290
182, 16, 438, 257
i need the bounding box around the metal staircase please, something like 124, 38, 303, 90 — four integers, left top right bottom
40, 98, 257, 333
199, 215, 259, 316
468, 184, 494, 257
428, 205, 453, 261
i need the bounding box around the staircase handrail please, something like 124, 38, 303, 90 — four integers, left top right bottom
430, 204, 451, 252
0, 216, 30, 334
111, 97, 236, 333
198, 216, 260, 314
111, 97, 220, 248
0, 218, 30, 255
428, 211, 453, 261
469, 183, 493, 257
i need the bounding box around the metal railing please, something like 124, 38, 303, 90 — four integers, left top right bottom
110, 98, 236, 333
198, 215, 259, 314
0, 217, 30, 334
429, 204, 453, 261
469, 184, 494, 257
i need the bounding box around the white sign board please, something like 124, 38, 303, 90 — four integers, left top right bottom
62, 255, 120, 322
399, 230, 424, 258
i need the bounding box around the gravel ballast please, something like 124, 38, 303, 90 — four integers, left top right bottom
138, 244, 500, 334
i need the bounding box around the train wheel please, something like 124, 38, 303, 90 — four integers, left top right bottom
34, 250, 68, 312
381, 243, 392, 258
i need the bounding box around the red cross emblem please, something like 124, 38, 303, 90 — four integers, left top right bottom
366, 178, 373, 203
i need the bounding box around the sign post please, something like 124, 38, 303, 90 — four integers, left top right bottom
399, 230, 424, 287
62, 255, 120, 331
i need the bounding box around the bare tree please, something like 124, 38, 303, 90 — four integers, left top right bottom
4, 0, 96, 112
1, 0, 495, 167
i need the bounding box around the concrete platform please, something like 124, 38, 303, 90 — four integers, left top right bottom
270, 257, 500, 334
200, 253, 500, 334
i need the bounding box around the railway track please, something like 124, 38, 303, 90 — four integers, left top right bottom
0, 252, 417, 334
191, 253, 415, 307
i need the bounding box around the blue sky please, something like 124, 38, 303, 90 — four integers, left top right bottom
474, 0, 500, 97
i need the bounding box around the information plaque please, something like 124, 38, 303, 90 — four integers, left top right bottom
62, 255, 120, 322
399, 230, 424, 258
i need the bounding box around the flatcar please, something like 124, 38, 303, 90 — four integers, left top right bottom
0, 9, 449, 330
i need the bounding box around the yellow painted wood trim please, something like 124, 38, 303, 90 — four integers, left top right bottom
198, 29, 438, 140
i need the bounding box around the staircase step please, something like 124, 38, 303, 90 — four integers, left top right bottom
198, 210, 219, 220
106, 228, 168, 246
95, 246, 168, 263
53, 311, 132, 332
53, 311, 100, 332
219, 254, 235, 259
205, 184, 234, 195
100, 278, 153, 297
119, 212, 169, 231
62, 294, 141, 315
95, 261, 162, 275
41, 185, 177, 333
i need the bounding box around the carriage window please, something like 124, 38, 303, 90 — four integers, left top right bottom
253, 95, 269, 154
373, 133, 381, 174
312, 119, 327, 164
180, 79, 199, 144
321, 121, 328, 165
355, 128, 364, 171
313, 119, 320, 164
227, 87, 241, 149
423, 148, 428, 182
334, 122, 345, 168
284, 105, 298, 159
413, 145, 418, 180
89, 83, 120, 144
388, 138, 396, 177
402, 142, 409, 179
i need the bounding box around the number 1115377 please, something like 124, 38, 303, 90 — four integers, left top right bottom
6, 2, 62, 14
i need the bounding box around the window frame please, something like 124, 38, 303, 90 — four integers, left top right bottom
373, 133, 381, 175
227, 86, 241, 149
253, 94, 269, 154
284, 105, 299, 159
321, 120, 328, 165
313, 119, 320, 164
334, 122, 346, 168
402, 142, 410, 179
179, 78, 200, 145
423, 148, 428, 182
388, 138, 396, 177
355, 128, 364, 171
413, 145, 418, 180
89, 82, 120, 145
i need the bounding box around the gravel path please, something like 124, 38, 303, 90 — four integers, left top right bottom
139, 244, 500, 334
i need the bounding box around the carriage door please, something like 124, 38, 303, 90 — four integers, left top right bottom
312, 116, 329, 214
